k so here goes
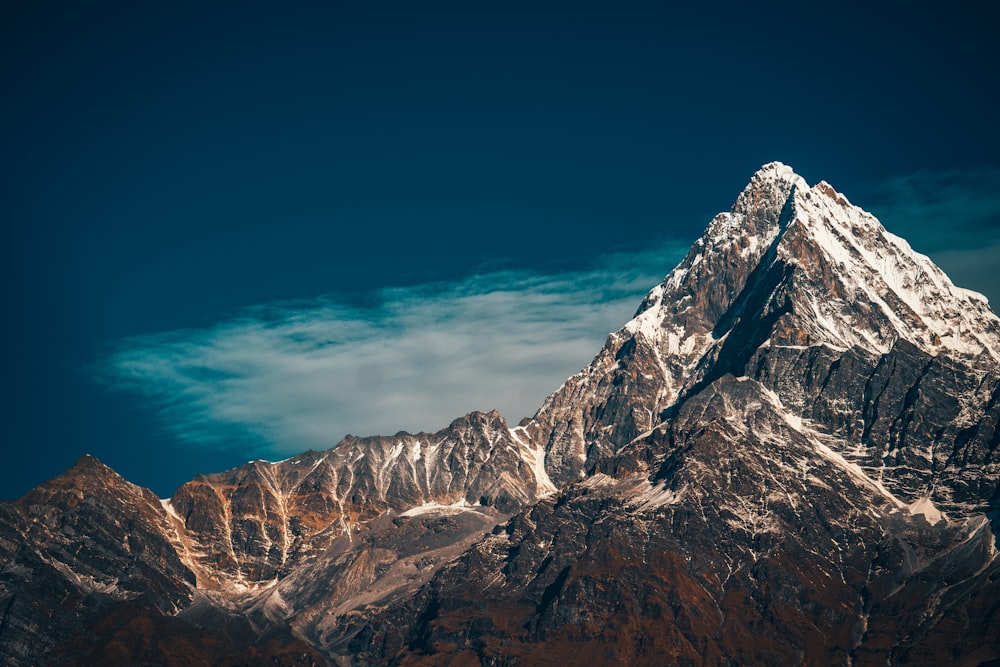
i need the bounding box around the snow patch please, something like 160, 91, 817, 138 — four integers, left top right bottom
262, 587, 293, 622
510, 426, 557, 496
812, 440, 904, 508
757, 381, 905, 508
400, 498, 477, 517
623, 303, 663, 341
907, 496, 946, 526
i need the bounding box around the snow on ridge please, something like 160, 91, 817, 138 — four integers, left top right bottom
623, 298, 665, 341
957, 286, 991, 305
752, 161, 809, 192
785, 177, 1000, 363
627, 478, 685, 512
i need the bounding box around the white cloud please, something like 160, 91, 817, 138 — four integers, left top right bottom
95, 240, 690, 458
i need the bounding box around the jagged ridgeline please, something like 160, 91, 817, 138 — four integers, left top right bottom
2, 164, 998, 665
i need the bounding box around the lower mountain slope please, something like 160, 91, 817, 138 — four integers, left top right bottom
336, 375, 1000, 666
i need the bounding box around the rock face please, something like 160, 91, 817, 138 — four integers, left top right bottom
0, 456, 195, 663
2, 163, 999, 665
165, 410, 551, 592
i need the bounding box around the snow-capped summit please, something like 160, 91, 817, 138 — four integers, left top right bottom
526, 164, 1000, 505
638, 162, 1000, 363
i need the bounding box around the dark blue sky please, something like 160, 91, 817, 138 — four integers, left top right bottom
3, 2, 998, 499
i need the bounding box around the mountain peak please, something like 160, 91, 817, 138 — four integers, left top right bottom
697, 162, 806, 256
750, 160, 807, 186
733, 161, 806, 210
38, 453, 121, 487
528, 163, 1000, 487
24, 454, 132, 499
647, 165, 1000, 363
72, 453, 108, 470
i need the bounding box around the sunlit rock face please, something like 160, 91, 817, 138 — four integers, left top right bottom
166, 409, 551, 591
2, 164, 999, 666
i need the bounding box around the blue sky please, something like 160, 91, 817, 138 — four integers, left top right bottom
2, 2, 998, 498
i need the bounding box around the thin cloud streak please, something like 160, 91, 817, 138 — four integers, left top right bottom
95, 240, 691, 458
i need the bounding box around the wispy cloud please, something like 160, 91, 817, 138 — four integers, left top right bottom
863, 165, 1000, 306
94, 240, 690, 458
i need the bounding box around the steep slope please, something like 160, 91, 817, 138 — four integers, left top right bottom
523, 163, 808, 485
251, 502, 507, 657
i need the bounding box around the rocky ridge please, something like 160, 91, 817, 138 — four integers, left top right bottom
165, 409, 551, 592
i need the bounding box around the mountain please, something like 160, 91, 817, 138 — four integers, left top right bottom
0, 411, 546, 665
2, 163, 999, 665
